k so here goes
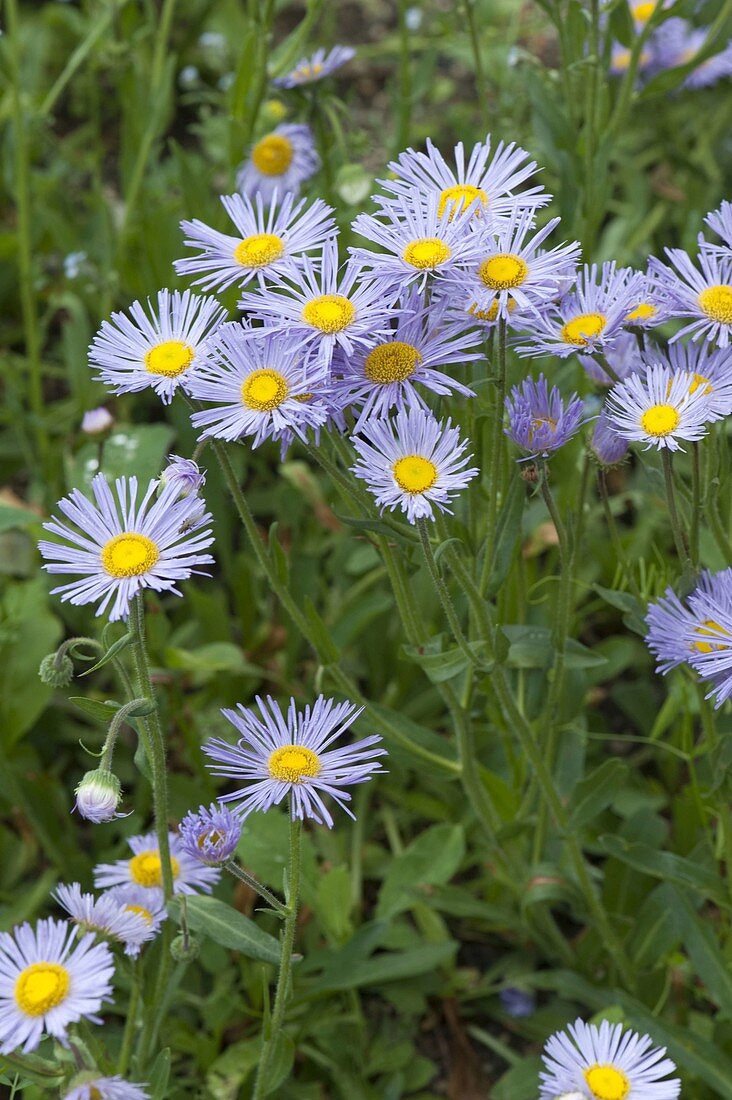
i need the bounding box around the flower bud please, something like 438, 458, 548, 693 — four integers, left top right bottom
39, 652, 74, 687
179, 803, 242, 865
161, 455, 205, 498
171, 932, 200, 961
589, 410, 629, 469
81, 406, 114, 435
74, 769, 122, 823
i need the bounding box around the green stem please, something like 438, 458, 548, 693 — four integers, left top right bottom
598, 470, 643, 600
252, 815, 302, 1100
225, 860, 288, 916
462, 0, 489, 127
480, 319, 508, 596
395, 0, 413, 153
418, 519, 480, 669
690, 442, 701, 568
661, 449, 692, 571
99, 697, 151, 771
117, 962, 141, 1076
583, 0, 602, 251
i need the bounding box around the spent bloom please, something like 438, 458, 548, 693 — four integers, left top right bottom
63, 1075, 150, 1100
204, 695, 386, 827
74, 769, 123, 823
179, 802, 242, 865
649, 247, 732, 347
175, 191, 336, 292
237, 123, 319, 201
94, 831, 221, 896
88, 289, 226, 404
54, 883, 156, 958
605, 363, 713, 450
539, 1017, 680, 1099
273, 45, 355, 88
38, 474, 214, 622
0, 918, 114, 1054
504, 375, 584, 458
350, 406, 479, 523
81, 407, 114, 436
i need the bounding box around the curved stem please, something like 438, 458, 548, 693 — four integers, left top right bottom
418, 519, 480, 668
661, 449, 691, 571
598, 470, 643, 600
117, 962, 141, 1076
225, 860, 288, 916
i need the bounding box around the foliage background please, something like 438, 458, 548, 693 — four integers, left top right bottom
2, 0, 732, 1096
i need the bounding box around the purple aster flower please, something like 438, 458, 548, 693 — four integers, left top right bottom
605, 363, 713, 450
105, 885, 167, 934
54, 883, 156, 958
350, 406, 479, 523
349, 193, 486, 291
0, 918, 114, 1053
504, 375, 584, 458
38, 474, 214, 622
648, 247, 732, 347
175, 191, 336, 293
622, 270, 671, 330
74, 769, 123, 823
589, 409, 630, 467
188, 323, 330, 446
331, 287, 479, 430
649, 18, 732, 89
645, 571, 732, 674
445, 208, 580, 324
236, 123, 319, 201
514, 262, 645, 358
578, 331, 644, 386
161, 454, 205, 498
239, 240, 400, 374
81, 407, 114, 435
63, 1075, 149, 1100
273, 45, 355, 88
88, 289, 227, 404
610, 41, 652, 76
94, 831, 220, 895
641, 341, 732, 420
179, 803, 242, 865
703, 200, 732, 253
377, 135, 549, 224
499, 987, 536, 1018
203, 695, 386, 827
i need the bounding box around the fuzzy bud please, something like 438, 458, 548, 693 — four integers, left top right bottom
74, 769, 122, 823
39, 652, 74, 687
170, 932, 200, 962
81, 406, 114, 435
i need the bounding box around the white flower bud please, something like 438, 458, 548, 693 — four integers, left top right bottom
81, 407, 114, 435
74, 769, 122, 823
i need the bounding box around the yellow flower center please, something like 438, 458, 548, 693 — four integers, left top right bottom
14, 963, 70, 1017
145, 340, 195, 378
90, 1089, 102, 1100
268, 745, 321, 783
241, 368, 289, 411
234, 233, 285, 268
689, 372, 712, 395
626, 302, 657, 322
529, 416, 558, 440
198, 829, 223, 848
437, 184, 488, 219
693, 618, 731, 653
101, 533, 159, 578
584, 1064, 630, 1100
402, 238, 452, 270
364, 341, 423, 383
631, 0, 656, 21
640, 403, 680, 437
125, 904, 154, 925
128, 850, 180, 888
251, 133, 294, 176
614, 49, 631, 69
393, 455, 438, 494
698, 284, 732, 324
468, 298, 518, 322
302, 294, 356, 333
478, 253, 529, 291
294, 61, 324, 81
561, 312, 607, 346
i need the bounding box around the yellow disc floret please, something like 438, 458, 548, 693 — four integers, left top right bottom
693, 619, 731, 653
125, 904, 154, 925
561, 312, 607, 346
698, 284, 732, 324
234, 233, 285, 268
689, 372, 712, 395
145, 340, 195, 378
302, 294, 356, 333
631, 0, 656, 21
251, 133, 294, 176
15, 963, 70, 1017
478, 253, 529, 291
584, 1064, 630, 1100
268, 745, 321, 783
128, 850, 180, 888
241, 369, 289, 411
402, 238, 452, 270
640, 403, 680, 437
393, 455, 438, 494
364, 341, 423, 383
101, 533, 159, 578
437, 184, 488, 219
626, 302, 657, 323
468, 298, 518, 322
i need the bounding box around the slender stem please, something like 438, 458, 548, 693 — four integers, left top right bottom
395, 0, 413, 153
598, 470, 643, 600
117, 963, 141, 1076
480, 319, 508, 596
462, 0, 489, 128
311, 94, 336, 206
252, 816, 302, 1100
225, 860, 288, 916
583, 0, 602, 252
690, 442, 701, 568
418, 520, 480, 668
150, 0, 178, 91
661, 449, 692, 570
99, 697, 151, 771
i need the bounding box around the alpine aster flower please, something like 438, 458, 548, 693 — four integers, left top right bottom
81, 407, 114, 436
641, 341, 732, 420
93, 831, 220, 895
703, 200, 732, 253
188, 323, 330, 445
350, 406, 479, 523
605, 363, 713, 450
504, 375, 584, 458
203, 695, 386, 827
0, 918, 114, 1053
539, 1017, 680, 1099
54, 884, 156, 958
273, 45, 355, 88
578, 331, 643, 386
179, 803, 242, 865
645, 570, 732, 674
649, 247, 732, 347
63, 1076, 149, 1100
39, 474, 214, 622
74, 769, 123, 823
589, 410, 630, 468
160, 455, 206, 498
236, 123, 319, 201
88, 289, 226, 404
105, 886, 167, 934
175, 192, 336, 292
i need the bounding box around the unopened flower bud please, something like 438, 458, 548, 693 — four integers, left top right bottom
171, 932, 200, 961
161, 455, 205, 498
74, 769, 122, 823
81, 407, 114, 435
39, 652, 74, 687
589, 411, 629, 469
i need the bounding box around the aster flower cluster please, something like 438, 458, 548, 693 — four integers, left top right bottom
609, 8, 732, 89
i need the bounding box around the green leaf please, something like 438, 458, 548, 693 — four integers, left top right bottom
70, 423, 175, 489
0, 502, 40, 533
502, 625, 606, 670
303, 596, 340, 664
69, 697, 121, 723
148, 1048, 172, 1100
401, 637, 491, 683
598, 836, 730, 908
309, 941, 457, 993
79, 631, 133, 675
628, 884, 681, 968
0, 580, 62, 744
168, 896, 280, 964
672, 886, 732, 1011
486, 473, 526, 598
376, 824, 465, 919
365, 702, 459, 775
569, 759, 629, 830
314, 865, 353, 944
